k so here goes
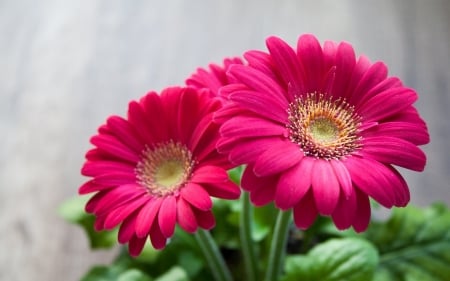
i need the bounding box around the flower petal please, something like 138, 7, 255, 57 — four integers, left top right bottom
90, 134, 140, 163
266, 36, 305, 98
181, 183, 213, 211
344, 156, 395, 208
104, 195, 151, 230
330, 159, 353, 199
158, 196, 177, 238
254, 140, 303, 176
220, 116, 286, 138
241, 164, 279, 192
362, 121, 429, 145
331, 191, 357, 230
128, 235, 147, 257
352, 189, 371, 232
311, 159, 340, 215
358, 88, 418, 123
275, 157, 314, 209
362, 136, 426, 171
193, 209, 215, 229
149, 222, 167, 249
135, 197, 163, 238
229, 89, 288, 123
293, 191, 318, 229
203, 180, 241, 200
297, 34, 324, 92
177, 197, 198, 233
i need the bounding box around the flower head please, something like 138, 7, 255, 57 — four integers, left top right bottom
186, 57, 243, 97
80, 87, 240, 256
217, 34, 429, 232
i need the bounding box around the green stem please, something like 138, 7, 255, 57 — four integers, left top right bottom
240, 192, 258, 281
264, 209, 292, 281
195, 229, 233, 281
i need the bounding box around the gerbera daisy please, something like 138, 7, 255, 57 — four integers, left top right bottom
80, 87, 240, 256
186, 57, 243, 97
217, 34, 429, 232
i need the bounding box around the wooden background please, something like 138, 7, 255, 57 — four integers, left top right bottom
1, 0, 449, 280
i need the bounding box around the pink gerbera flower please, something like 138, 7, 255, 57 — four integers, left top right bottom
80, 87, 240, 256
186, 57, 243, 97
217, 34, 429, 232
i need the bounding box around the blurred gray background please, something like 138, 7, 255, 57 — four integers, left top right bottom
1, 0, 449, 280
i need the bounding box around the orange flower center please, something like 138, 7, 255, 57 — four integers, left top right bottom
287, 93, 361, 159
136, 141, 195, 196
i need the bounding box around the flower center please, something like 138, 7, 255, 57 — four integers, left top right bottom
287, 93, 361, 159
136, 141, 195, 196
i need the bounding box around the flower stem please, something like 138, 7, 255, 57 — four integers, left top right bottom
264, 209, 292, 281
240, 192, 258, 281
195, 229, 233, 281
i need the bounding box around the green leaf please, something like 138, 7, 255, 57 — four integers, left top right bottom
118, 269, 153, 281
81, 266, 153, 281
364, 203, 450, 281
59, 196, 118, 249
281, 238, 379, 281
154, 267, 189, 281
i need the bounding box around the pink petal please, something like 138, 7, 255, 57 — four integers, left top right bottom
361, 136, 426, 171
202, 180, 241, 200
331, 42, 356, 99
104, 195, 151, 230
249, 184, 276, 206
331, 191, 357, 230
228, 137, 280, 165
243, 50, 281, 82
343, 55, 371, 100
297, 34, 324, 92
275, 157, 314, 209
229, 89, 288, 123
359, 77, 403, 106
128, 235, 147, 257
220, 116, 286, 138
241, 164, 279, 192
362, 121, 429, 145
254, 140, 303, 176
106, 116, 145, 153
193, 209, 215, 229
349, 61, 388, 106
92, 172, 137, 186
266, 36, 306, 98
177, 197, 198, 233
329, 160, 353, 199
352, 189, 371, 232
90, 134, 140, 163
358, 88, 418, 123
79, 180, 112, 195
311, 159, 340, 215
118, 212, 138, 243
127, 100, 160, 144
344, 156, 394, 208
158, 196, 177, 238
181, 183, 213, 211
81, 160, 135, 177
387, 167, 410, 207
177, 88, 201, 143
293, 191, 318, 229
90, 184, 144, 215
135, 197, 163, 238
228, 65, 287, 108
149, 222, 167, 249
191, 165, 229, 184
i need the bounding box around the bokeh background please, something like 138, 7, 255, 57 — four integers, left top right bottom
1, 0, 449, 280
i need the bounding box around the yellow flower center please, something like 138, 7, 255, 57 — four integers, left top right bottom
287, 93, 361, 159
136, 141, 195, 196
